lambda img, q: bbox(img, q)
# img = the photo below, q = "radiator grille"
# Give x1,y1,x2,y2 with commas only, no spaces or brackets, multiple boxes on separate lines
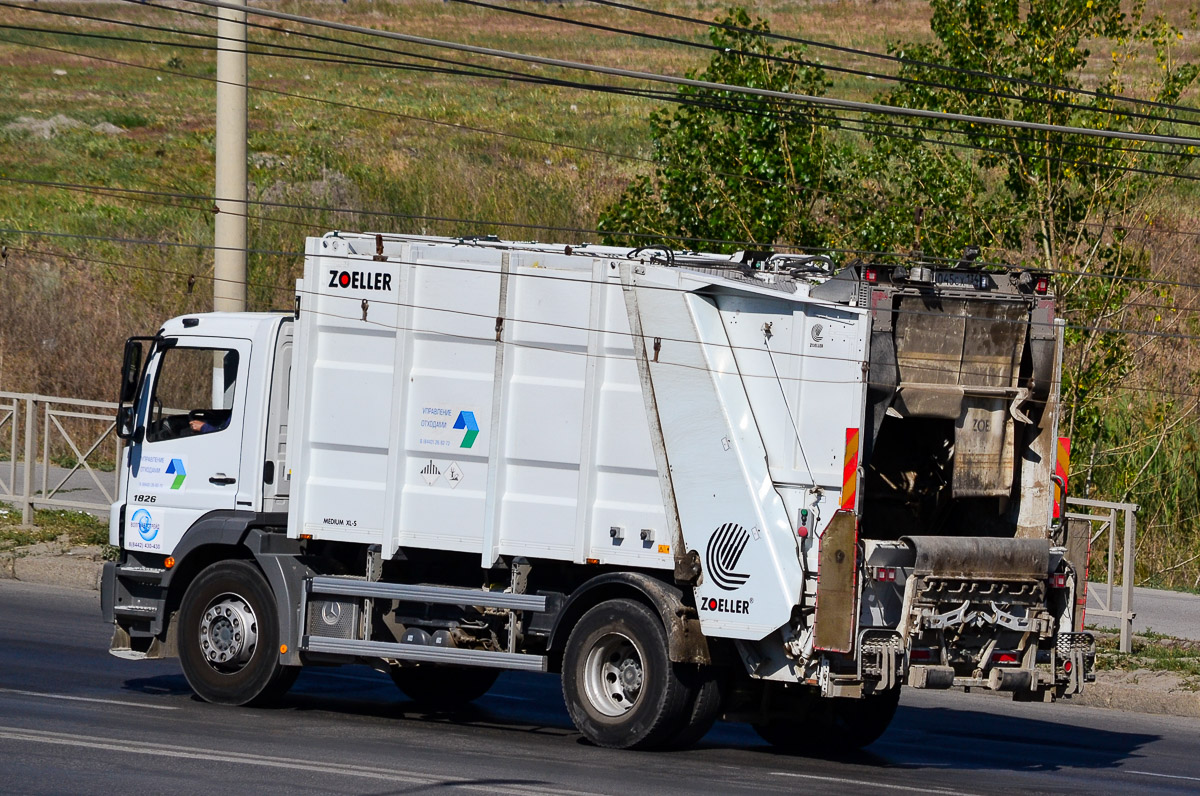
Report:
306,598,360,640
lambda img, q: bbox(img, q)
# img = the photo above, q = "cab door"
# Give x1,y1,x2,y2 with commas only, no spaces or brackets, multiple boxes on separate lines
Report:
124,337,252,555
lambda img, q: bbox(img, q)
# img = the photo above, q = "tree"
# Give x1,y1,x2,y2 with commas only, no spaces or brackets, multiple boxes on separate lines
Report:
879,0,1198,438
597,9,843,253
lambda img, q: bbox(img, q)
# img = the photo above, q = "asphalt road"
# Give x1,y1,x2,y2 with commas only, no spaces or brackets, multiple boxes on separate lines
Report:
1,581,1199,795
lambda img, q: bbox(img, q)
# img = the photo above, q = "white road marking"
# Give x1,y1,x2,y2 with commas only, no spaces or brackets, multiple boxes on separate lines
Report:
0,726,598,796
771,771,975,794
0,688,178,711
1128,770,1200,783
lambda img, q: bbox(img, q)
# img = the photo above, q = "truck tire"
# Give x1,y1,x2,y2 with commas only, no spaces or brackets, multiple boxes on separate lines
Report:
389,665,499,707
754,687,900,752
666,668,724,749
561,599,694,750
178,560,298,706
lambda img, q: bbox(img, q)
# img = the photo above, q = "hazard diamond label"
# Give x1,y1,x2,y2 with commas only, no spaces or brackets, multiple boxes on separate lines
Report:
420,460,441,486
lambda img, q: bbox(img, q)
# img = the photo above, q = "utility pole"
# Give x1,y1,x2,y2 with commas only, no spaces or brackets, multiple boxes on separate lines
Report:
213,3,248,313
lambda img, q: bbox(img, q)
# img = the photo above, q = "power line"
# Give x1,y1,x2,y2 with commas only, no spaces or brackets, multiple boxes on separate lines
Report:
17,6,1189,174
6,5,1197,200
3,25,1197,258
579,0,1200,120
52,0,1191,169
4,175,1194,294
8,242,1197,408
164,0,1200,149
5,224,1199,351
0,172,1164,282
452,0,1200,135
2,25,1194,269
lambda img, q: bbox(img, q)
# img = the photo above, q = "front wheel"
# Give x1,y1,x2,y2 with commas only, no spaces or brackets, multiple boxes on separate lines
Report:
561,599,694,750
178,560,297,706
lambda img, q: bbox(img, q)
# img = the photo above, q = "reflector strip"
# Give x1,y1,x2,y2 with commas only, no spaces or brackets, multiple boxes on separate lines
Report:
1053,437,1071,519
841,428,860,512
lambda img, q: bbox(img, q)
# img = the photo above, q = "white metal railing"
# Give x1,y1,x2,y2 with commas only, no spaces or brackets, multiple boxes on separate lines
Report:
0,393,17,500
0,391,124,523
1065,497,1139,653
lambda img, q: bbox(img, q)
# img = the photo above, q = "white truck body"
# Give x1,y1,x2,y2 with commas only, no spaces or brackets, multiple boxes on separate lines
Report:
102,232,1094,751
289,235,864,645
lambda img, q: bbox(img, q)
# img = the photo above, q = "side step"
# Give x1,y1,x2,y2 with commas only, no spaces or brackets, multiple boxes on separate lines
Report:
302,636,548,672
115,564,166,582
307,576,547,612
301,577,548,672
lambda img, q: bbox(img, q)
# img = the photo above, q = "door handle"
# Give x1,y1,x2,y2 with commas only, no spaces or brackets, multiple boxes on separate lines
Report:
209,474,237,486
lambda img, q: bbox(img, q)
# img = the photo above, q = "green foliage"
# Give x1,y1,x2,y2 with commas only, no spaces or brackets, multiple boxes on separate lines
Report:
1094,630,1200,684
0,502,109,548
880,0,1198,437
598,9,842,252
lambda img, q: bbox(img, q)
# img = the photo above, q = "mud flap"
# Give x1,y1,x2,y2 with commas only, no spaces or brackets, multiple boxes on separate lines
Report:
814,511,858,652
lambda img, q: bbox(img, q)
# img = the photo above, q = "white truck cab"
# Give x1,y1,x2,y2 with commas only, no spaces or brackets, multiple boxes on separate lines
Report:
113,313,293,559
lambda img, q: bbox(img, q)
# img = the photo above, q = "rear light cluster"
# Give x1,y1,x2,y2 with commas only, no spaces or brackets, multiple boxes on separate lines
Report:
1049,573,1069,589
991,652,1020,665
863,267,878,283
1035,276,1049,294
871,566,897,582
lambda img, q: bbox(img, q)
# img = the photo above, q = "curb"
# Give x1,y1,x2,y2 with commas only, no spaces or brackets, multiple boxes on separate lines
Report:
1071,671,1200,718
0,543,106,592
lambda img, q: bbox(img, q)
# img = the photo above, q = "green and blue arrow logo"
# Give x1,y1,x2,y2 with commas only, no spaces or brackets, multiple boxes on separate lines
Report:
453,411,478,449
166,458,186,490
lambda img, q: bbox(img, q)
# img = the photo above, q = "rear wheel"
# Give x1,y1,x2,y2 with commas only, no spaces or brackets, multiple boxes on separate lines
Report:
561,599,694,750
389,665,499,707
667,668,724,749
178,560,297,706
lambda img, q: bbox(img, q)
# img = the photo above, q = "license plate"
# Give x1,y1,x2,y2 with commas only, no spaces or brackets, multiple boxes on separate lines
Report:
935,271,986,288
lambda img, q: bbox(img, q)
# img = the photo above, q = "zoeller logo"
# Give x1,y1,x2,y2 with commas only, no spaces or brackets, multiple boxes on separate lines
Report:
327,269,393,291
810,323,824,343
705,522,751,591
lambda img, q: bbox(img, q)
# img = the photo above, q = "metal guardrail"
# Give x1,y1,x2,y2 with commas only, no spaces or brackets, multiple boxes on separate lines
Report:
0,391,124,523
1065,497,1139,653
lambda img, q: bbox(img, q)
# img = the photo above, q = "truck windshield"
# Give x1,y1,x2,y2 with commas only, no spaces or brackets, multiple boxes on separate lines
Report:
145,347,240,443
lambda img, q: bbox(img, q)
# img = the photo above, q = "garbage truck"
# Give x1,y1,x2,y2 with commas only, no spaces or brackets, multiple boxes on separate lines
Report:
101,232,1094,750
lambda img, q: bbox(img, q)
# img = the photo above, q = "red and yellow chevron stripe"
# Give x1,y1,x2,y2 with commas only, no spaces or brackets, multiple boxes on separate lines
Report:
841,428,860,512
1053,436,1070,519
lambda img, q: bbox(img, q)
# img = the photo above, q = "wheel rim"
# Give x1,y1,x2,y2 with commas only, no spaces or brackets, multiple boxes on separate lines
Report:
583,631,644,717
198,591,259,672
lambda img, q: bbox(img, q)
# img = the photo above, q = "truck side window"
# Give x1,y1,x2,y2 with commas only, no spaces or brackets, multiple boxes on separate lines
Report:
145,347,240,443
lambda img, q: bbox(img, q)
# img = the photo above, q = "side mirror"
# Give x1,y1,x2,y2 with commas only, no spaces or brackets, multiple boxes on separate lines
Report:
117,405,137,440
119,340,143,405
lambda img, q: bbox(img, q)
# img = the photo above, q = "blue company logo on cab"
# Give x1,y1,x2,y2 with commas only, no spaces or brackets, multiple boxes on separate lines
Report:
130,508,159,541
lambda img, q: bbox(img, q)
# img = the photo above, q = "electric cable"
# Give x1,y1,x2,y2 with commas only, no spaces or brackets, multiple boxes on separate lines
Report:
579,0,1200,119
157,0,1200,149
